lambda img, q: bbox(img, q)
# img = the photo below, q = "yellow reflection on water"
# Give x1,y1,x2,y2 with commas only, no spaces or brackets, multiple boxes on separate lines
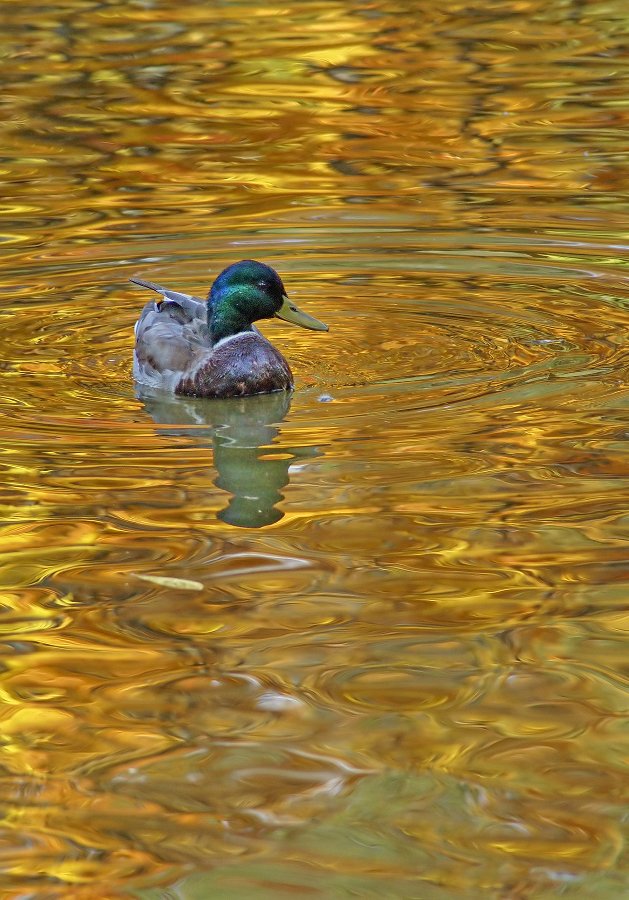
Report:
1,0,628,897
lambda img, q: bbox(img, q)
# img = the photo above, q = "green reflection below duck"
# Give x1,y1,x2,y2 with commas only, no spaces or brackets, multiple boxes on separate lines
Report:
132,260,328,398
139,389,319,527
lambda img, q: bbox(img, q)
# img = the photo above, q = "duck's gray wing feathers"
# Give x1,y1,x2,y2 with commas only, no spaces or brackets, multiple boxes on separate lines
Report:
130,276,206,308
132,283,212,391
129,275,209,327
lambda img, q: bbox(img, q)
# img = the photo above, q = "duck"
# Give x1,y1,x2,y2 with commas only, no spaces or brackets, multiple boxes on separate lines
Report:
131,260,328,398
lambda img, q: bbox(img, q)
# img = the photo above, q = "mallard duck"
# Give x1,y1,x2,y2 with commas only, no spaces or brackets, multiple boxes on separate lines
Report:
132,259,328,398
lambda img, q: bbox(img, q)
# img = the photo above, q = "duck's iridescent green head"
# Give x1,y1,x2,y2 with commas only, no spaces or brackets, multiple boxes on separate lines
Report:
208,260,328,343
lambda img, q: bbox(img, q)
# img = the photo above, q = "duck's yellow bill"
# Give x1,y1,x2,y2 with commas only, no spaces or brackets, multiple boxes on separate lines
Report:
275,296,328,331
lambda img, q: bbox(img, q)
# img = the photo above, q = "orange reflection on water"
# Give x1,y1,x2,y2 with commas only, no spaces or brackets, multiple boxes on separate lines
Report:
1,0,629,897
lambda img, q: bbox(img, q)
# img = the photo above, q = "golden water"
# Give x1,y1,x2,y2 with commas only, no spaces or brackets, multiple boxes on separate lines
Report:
1,0,628,897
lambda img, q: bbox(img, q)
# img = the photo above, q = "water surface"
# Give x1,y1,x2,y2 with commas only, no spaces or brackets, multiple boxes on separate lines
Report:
1,0,628,897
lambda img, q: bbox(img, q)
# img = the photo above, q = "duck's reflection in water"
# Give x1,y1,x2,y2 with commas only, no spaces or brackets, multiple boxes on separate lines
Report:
139,389,318,527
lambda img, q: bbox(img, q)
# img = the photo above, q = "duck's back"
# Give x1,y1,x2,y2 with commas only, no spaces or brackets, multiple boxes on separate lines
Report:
177,332,293,399
133,297,211,393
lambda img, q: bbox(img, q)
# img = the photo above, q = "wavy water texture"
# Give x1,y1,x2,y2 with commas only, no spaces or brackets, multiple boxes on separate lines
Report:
0,0,628,898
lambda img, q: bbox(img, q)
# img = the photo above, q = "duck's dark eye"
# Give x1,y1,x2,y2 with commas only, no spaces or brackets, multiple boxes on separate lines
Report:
257,280,269,290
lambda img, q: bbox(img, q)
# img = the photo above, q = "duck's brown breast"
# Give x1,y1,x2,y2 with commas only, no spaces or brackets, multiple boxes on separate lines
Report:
176,332,293,398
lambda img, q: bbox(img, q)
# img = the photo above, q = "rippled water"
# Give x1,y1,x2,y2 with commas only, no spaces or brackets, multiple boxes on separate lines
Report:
1,0,628,897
